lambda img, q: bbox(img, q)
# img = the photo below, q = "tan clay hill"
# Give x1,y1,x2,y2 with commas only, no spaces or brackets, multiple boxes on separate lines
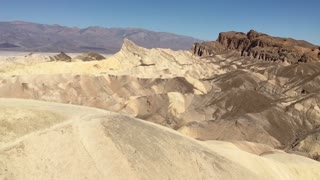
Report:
1,98,320,180
0,31,320,179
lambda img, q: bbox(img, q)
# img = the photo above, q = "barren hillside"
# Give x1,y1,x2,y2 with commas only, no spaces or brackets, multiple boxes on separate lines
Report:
1,99,319,180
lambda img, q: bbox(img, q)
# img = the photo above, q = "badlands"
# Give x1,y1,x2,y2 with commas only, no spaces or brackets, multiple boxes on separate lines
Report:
1,30,320,179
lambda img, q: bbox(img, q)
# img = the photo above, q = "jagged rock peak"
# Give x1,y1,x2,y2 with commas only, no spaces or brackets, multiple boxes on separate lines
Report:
122,39,140,50
247,29,265,40
120,38,146,55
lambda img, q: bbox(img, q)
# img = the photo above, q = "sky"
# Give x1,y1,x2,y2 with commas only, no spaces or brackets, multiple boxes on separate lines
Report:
0,0,319,45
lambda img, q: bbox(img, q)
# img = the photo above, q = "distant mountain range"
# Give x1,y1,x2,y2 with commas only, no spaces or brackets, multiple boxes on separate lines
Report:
0,21,202,53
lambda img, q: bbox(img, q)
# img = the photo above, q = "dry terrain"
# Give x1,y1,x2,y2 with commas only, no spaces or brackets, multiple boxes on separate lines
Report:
1,99,320,180
0,30,320,179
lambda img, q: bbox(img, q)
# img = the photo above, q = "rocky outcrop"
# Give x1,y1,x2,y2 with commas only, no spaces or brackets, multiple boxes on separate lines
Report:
50,52,72,62
193,30,320,63
74,52,105,61
192,41,225,57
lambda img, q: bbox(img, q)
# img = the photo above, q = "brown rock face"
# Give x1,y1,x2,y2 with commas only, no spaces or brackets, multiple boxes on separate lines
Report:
193,30,320,63
192,41,225,57
74,52,106,61
50,52,72,62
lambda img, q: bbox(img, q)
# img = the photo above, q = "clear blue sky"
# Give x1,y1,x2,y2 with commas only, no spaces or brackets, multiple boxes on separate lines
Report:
0,0,319,45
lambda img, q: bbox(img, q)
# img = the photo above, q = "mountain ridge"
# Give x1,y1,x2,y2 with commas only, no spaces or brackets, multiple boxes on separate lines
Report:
0,21,202,53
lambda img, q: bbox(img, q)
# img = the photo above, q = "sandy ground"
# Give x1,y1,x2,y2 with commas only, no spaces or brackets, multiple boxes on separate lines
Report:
0,98,320,180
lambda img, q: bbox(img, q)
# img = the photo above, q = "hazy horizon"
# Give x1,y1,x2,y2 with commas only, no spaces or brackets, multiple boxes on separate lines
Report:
0,0,319,45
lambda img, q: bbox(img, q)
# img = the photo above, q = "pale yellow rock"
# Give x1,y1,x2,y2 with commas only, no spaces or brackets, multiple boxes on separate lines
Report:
0,99,320,180
168,92,186,115
0,40,224,79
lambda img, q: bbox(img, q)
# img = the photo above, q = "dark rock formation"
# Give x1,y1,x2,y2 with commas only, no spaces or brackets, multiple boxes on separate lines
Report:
74,52,105,61
50,52,72,62
192,41,225,57
193,30,320,63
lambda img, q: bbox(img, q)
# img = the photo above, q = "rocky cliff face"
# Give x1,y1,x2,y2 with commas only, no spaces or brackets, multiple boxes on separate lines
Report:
192,41,225,57
193,30,320,63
